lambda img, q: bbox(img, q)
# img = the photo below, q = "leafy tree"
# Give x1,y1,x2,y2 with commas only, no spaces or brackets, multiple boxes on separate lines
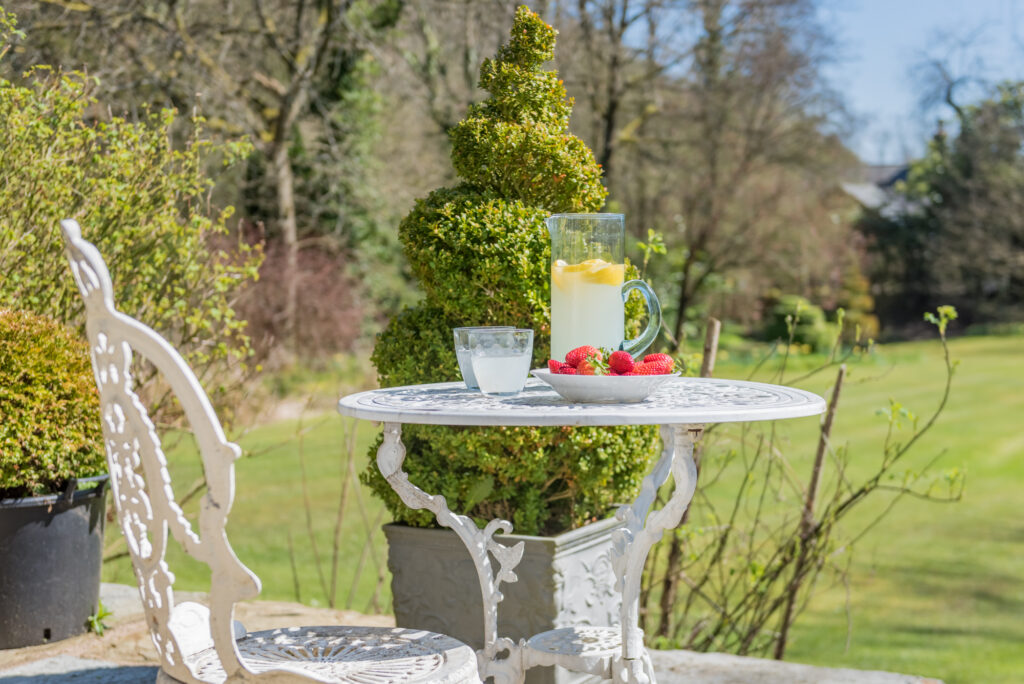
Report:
0,7,259,418
859,82,1024,327
4,0,402,345
364,6,658,535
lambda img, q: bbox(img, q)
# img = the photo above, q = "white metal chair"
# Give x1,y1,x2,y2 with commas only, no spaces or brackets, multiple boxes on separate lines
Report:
61,219,481,684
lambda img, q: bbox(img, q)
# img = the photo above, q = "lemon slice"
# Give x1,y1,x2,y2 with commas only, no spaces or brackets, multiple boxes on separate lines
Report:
587,262,624,286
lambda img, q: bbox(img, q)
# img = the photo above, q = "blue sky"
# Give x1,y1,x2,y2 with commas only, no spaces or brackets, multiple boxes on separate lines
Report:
822,0,1024,163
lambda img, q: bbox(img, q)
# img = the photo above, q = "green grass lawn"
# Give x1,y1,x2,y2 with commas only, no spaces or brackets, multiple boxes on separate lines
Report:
102,413,393,614
758,335,1024,684
103,334,1024,682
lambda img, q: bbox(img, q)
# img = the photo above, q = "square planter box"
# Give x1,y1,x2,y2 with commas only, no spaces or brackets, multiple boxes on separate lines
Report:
385,517,621,684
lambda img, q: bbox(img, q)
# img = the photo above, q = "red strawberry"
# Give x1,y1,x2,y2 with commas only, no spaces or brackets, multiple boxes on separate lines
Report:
646,360,675,375
548,359,563,373
643,353,675,370
622,371,639,376
577,360,597,375
555,364,577,375
608,350,635,374
633,361,672,375
565,345,601,368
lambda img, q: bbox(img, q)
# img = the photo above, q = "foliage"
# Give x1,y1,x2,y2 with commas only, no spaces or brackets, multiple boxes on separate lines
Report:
836,262,879,342
859,81,1024,328
0,10,260,419
0,310,105,498
641,307,962,658
763,295,836,353
86,600,113,636
365,6,658,535
449,11,606,212
1,0,401,350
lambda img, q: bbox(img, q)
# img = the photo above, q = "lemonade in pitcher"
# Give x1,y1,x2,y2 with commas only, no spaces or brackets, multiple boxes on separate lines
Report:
550,258,625,359
546,214,661,362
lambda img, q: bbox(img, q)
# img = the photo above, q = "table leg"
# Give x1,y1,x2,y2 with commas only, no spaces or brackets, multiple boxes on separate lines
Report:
376,422,526,682
611,424,701,684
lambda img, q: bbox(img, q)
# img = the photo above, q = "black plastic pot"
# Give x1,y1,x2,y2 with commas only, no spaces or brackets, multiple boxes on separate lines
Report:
0,475,108,649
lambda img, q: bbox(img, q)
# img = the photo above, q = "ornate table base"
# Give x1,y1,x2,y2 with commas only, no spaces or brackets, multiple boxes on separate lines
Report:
375,422,701,684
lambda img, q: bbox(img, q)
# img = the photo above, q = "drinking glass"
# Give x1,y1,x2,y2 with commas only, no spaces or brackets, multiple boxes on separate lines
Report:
468,329,534,397
453,326,514,389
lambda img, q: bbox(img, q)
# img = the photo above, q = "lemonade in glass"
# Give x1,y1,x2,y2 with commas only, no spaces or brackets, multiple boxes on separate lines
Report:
546,214,661,362
551,258,626,359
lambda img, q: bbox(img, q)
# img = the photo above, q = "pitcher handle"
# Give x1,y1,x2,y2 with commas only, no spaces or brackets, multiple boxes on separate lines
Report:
620,280,662,357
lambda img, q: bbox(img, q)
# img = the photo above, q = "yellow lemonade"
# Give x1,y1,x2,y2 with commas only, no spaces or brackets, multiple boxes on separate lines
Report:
550,258,625,360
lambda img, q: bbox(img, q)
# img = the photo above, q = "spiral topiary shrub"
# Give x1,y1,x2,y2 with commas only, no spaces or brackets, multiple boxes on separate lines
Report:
363,6,658,536
0,309,105,498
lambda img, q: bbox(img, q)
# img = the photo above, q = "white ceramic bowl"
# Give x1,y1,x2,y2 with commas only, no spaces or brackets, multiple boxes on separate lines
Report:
530,369,680,404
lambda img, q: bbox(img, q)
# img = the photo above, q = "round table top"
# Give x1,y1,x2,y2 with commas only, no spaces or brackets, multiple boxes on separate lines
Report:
337,377,826,427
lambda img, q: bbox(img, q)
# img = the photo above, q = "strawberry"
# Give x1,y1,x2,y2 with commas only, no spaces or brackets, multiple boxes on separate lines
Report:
565,345,601,368
632,362,655,375
643,353,675,370
555,364,577,375
646,360,675,375
608,350,635,374
633,361,671,375
577,360,597,376
548,359,563,373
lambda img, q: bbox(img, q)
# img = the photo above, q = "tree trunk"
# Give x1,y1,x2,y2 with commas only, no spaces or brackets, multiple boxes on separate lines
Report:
273,141,299,347
672,257,695,345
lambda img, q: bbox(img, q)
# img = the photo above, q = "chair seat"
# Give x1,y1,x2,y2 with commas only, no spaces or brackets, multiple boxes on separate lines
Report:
523,625,622,676
182,626,481,684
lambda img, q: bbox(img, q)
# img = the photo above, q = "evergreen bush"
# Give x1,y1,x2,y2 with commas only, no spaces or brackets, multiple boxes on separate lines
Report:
0,309,105,498
364,6,658,535
764,294,836,353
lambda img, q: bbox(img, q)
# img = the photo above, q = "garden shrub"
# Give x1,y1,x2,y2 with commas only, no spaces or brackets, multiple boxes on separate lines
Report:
364,6,659,535
0,7,260,419
0,309,105,498
764,294,836,353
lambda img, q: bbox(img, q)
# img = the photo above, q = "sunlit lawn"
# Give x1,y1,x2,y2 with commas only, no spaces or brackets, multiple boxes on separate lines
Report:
102,413,392,614
720,335,1024,684
102,334,1024,682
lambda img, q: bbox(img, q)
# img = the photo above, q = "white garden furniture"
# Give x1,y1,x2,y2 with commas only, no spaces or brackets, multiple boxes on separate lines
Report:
61,219,481,684
338,378,826,683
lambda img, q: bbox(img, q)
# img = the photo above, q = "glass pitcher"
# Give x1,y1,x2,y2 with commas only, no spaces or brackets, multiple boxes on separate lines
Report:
546,213,662,361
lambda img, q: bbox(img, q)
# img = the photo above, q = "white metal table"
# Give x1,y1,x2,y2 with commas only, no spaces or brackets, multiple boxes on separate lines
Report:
338,377,825,684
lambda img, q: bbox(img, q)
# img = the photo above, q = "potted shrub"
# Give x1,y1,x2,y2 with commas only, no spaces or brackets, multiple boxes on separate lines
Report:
364,7,659,681
0,309,108,649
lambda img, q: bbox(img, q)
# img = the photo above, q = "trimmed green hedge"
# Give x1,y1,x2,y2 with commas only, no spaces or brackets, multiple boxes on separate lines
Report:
0,310,105,498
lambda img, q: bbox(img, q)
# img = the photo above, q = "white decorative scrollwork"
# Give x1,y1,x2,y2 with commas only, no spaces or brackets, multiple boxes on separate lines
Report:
62,221,482,684
64,220,249,682
610,425,700,684
186,626,478,684
376,423,525,683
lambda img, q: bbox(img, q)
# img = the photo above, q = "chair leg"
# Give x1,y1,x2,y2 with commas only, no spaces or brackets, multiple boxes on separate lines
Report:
642,651,657,684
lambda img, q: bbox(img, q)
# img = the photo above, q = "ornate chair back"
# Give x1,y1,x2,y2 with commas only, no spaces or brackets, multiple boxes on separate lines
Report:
62,219,293,681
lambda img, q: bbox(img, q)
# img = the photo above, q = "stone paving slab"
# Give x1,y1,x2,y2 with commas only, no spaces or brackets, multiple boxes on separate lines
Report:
650,651,943,684
0,653,946,684
0,656,156,683
0,585,944,683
